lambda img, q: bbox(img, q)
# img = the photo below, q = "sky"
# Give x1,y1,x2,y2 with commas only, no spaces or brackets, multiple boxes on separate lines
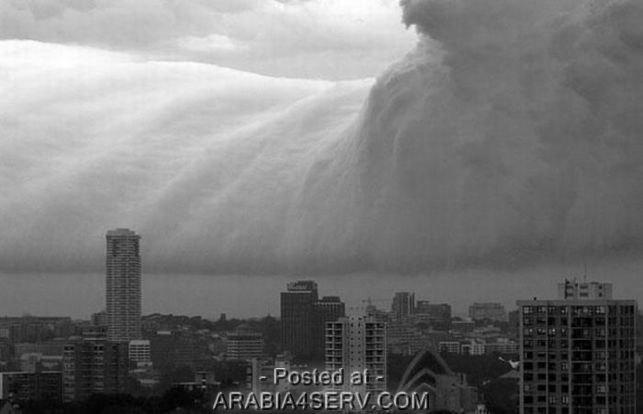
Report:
1,0,642,317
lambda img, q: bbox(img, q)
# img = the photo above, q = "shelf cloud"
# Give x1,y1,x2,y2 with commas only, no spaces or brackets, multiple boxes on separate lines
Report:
1,0,641,275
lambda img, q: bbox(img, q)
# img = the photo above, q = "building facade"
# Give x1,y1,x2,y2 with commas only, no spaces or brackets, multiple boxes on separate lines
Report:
392,292,415,320
326,316,387,394
558,279,613,300
62,340,129,402
0,371,62,402
106,228,142,342
518,283,637,414
281,281,318,360
226,329,264,361
415,301,452,329
312,296,345,361
128,339,152,368
469,303,507,322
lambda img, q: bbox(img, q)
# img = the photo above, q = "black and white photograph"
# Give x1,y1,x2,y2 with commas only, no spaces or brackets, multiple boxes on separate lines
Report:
0,0,642,413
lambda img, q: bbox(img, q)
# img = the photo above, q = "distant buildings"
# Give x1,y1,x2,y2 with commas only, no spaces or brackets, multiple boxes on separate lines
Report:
518,280,637,414
105,228,142,342
391,292,415,320
0,317,72,343
326,316,387,394
415,301,452,329
249,354,294,394
148,330,204,371
128,339,152,368
226,326,264,361
280,281,345,361
469,303,507,322
0,371,62,402
439,339,485,356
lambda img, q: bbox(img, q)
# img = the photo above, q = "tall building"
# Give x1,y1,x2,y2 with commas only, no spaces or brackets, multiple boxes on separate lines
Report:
312,296,345,361
106,228,142,342
62,340,129,402
469,303,507,322
281,281,318,360
281,281,346,362
391,292,415,320
326,316,387,394
517,281,637,414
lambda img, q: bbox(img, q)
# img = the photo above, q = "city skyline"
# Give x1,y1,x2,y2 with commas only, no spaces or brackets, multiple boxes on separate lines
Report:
0,251,640,321
1,0,641,412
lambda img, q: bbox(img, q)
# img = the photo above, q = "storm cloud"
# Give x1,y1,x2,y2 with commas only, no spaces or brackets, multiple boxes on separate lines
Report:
1,0,642,275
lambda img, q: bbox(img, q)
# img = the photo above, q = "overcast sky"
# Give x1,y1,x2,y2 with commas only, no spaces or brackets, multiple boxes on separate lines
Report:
1,0,642,317
0,0,415,79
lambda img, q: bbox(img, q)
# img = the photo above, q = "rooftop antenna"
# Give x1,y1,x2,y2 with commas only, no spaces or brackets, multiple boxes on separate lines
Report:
583,260,588,281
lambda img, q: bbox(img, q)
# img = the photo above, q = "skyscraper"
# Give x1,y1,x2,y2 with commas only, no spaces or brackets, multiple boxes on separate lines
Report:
280,282,346,362
280,281,318,360
517,280,637,414
105,228,141,342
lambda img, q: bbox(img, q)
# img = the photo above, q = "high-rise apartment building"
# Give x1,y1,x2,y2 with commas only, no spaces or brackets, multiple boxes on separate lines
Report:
517,281,637,414
326,316,387,394
62,340,129,402
106,228,141,342
391,292,415,320
312,296,345,361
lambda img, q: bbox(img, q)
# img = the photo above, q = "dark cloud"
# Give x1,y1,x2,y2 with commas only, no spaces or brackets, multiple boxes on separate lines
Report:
1,0,642,275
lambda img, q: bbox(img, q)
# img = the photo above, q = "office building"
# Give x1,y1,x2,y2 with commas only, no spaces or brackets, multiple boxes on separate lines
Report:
391,292,415,320
415,301,452,329
469,303,507,322
62,340,128,402
226,327,264,361
106,228,142,342
326,316,387,394
518,281,637,414
281,281,319,360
